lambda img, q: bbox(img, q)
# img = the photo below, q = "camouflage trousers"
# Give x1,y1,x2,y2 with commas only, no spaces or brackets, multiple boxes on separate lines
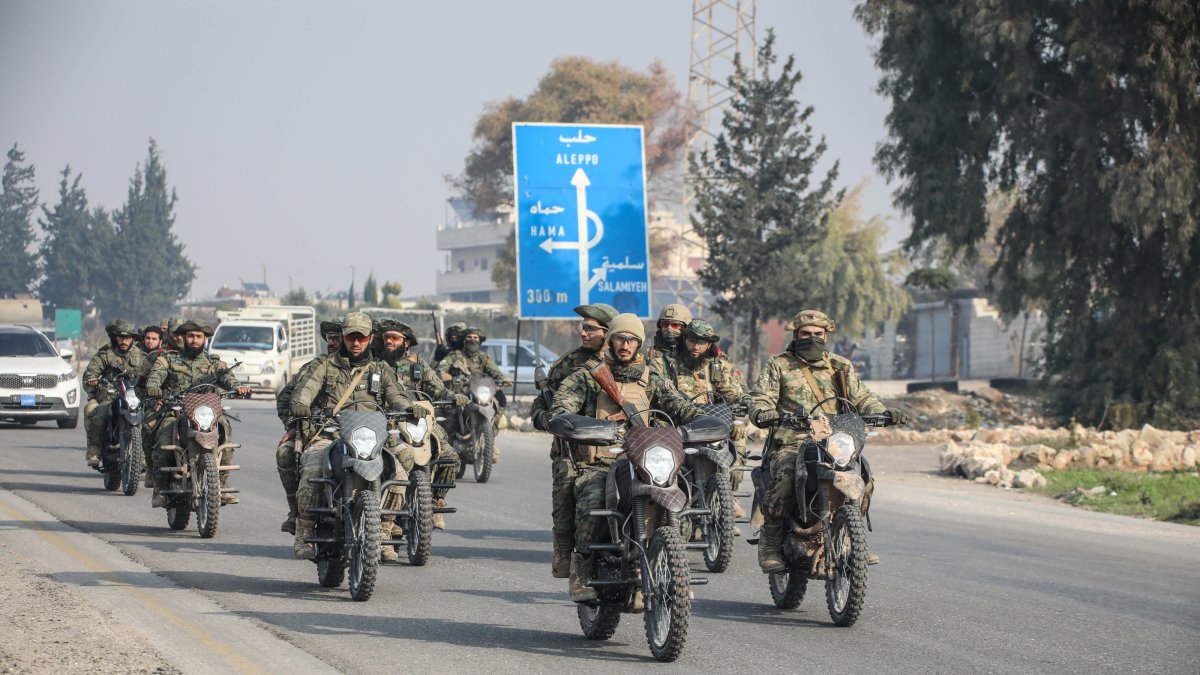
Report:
731,436,747,492
763,444,801,522
153,415,235,489
83,399,109,449
276,432,300,506
295,438,334,518
551,451,577,546
573,461,612,555
430,424,458,500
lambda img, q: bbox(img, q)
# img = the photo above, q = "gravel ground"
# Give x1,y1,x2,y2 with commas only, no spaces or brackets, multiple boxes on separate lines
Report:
0,538,178,675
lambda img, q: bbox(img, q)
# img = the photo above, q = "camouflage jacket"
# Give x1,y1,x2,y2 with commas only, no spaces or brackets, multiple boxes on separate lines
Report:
437,348,504,393
664,352,748,407
389,352,449,401
290,352,409,414
547,353,701,428
530,345,599,430
146,351,239,397
646,346,677,384
84,345,150,402
750,350,884,446
276,354,329,426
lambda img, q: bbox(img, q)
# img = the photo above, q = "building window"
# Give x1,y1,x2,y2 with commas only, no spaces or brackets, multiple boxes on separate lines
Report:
457,260,466,273
481,258,489,271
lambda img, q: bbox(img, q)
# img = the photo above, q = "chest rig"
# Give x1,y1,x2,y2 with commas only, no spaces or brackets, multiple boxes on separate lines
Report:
576,367,652,464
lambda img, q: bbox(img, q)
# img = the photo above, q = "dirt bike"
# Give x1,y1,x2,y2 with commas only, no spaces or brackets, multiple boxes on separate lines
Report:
445,374,500,483
677,392,743,573
548,410,728,662
152,382,242,538
750,397,893,626
95,371,145,496
296,408,409,601
380,393,458,566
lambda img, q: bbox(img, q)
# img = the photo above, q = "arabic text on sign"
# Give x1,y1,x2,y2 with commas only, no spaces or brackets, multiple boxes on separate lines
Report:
556,153,599,166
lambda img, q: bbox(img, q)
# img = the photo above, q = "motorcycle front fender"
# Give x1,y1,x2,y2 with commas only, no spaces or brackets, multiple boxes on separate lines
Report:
121,407,144,425
831,470,865,503
630,481,688,513
474,404,495,422
693,444,734,470
189,427,219,450
344,456,385,483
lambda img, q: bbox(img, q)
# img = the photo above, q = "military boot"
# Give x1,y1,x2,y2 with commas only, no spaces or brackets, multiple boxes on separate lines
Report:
757,523,786,573
732,499,746,519
569,552,597,602
749,502,765,530
432,498,447,530
379,520,399,562
219,472,238,505
151,478,168,508
293,519,316,560
143,470,155,488
85,446,101,468
551,533,572,579
491,446,500,464
281,494,298,534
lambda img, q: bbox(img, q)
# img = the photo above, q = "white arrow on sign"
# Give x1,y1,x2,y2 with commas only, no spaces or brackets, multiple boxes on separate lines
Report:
537,168,605,304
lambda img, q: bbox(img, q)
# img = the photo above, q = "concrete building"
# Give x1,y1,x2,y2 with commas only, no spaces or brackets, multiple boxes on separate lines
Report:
909,297,1044,380
435,198,512,304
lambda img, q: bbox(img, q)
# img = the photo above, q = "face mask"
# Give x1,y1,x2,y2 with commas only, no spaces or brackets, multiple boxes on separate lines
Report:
464,341,480,356
793,336,827,362
659,329,680,348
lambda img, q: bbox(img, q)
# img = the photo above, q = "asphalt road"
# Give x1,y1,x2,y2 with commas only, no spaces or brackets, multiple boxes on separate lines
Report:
1,399,1198,673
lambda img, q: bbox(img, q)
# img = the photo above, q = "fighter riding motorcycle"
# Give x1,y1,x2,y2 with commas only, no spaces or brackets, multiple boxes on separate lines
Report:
152,381,242,539
445,374,501,483
380,394,457,566
678,392,744,573
296,408,409,601
96,370,145,496
750,397,893,626
549,411,728,662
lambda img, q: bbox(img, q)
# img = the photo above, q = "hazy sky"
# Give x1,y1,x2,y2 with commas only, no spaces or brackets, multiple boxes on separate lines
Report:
1,1,899,300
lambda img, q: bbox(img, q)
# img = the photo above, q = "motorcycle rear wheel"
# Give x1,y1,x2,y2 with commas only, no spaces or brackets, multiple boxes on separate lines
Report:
703,473,734,573
317,557,346,588
825,504,869,626
769,565,808,609
578,602,622,641
406,469,433,566
102,461,120,491
119,424,143,497
347,489,381,601
166,499,190,531
643,526,690,662
196,452,220,539
472,421,494,483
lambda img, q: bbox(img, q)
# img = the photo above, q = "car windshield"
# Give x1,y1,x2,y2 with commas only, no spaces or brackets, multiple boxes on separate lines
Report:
211,326,274,351
0,331,58,357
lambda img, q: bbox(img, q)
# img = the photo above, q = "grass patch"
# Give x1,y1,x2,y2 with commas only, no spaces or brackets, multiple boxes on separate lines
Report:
1032,469,1200,525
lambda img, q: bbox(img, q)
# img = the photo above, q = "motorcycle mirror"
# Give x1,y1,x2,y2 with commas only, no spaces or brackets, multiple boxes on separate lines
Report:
222,405,231,412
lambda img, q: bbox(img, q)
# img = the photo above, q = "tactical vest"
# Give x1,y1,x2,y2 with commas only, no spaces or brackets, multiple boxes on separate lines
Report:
577,367,651,464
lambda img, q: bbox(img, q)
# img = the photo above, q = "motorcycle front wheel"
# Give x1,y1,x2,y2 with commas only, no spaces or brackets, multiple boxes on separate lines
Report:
578,602,622,641
119,423,143,497
196,452,220,539
472,419,494,483
703,473,734,573
825,503,869,626
643,526,690,662
347,489,381,601
406,468,433,566
769,565,808,609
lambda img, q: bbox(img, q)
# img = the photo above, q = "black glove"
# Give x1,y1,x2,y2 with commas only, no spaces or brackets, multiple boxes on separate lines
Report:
887,408,910,425
752,409,780,427
146,385,162,398
290,403,311,419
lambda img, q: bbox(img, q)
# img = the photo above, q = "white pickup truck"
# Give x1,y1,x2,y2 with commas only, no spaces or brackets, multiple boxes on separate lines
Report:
210,306,317,396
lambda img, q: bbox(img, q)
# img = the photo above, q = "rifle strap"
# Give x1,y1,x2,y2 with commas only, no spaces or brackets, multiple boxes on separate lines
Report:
305,364,368,445
800,360,838,415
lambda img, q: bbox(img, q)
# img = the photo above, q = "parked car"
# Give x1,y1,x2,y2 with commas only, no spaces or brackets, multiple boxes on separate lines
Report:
0,324,81,428
482,339,559,396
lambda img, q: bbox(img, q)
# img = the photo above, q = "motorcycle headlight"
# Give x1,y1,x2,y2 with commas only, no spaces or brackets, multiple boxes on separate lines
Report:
405,418,429,445
193,405,216,431
350,426,378,459
643,445,676,487
124,389,141,410
474,385,492,405
260,362,275,374
829,432,857,468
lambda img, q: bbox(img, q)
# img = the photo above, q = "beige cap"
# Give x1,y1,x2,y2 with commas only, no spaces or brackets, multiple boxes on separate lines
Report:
341,312,373,336
607,313,646,344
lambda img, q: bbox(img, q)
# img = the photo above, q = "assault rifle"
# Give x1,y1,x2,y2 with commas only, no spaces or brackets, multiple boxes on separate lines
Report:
585,359,647,427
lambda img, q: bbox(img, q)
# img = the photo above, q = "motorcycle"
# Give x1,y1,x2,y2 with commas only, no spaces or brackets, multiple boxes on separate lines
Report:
296,408,409,601
445,374,500,483
677,392,743,573
750,396,892,626
96,370,145,496
152,382,242,539
548,410,727,662
380,394,458,566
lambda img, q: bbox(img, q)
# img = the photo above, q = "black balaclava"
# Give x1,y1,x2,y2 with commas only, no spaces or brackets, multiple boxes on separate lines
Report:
789,336,828,362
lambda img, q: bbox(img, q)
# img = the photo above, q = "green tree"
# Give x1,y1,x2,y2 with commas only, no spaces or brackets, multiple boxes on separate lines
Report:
96,139,195,324
347,279,356,309
858,1,1200,428
689,31,841,378
454,56,688,295
39,167,98,310
362,271,378,306
283,287,310,306
0,144,39,297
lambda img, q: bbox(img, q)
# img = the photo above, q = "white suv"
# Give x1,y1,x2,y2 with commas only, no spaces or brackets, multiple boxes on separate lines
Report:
0,325,82,428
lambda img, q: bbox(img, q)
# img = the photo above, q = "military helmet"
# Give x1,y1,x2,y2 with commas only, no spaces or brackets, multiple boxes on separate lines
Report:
142,324,165,338
658,303,693,325
786,309,836,333
463,326,486,344
445,321,467,341
173,319,214,337
319,317,344,337
105,319,137,338
607,313,646,344
682,319,719,343
574,303,618,328
400,323,418,346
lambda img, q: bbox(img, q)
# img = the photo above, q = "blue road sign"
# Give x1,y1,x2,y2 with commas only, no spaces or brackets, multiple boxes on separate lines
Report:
513,123,651,319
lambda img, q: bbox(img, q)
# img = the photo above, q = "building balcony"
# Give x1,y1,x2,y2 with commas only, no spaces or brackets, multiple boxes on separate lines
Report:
437,221,509,250
435,269,497,295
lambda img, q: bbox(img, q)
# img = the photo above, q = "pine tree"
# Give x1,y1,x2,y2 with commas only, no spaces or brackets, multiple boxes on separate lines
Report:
362,272,378,306
39,167,95,310
689,31,841,378
0,144,40,297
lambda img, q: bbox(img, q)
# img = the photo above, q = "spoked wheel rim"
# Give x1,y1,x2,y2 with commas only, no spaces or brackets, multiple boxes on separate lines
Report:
646,542,672,644
406,483,420,559
828,518,851,611
347,499,365,590
704,489,723,560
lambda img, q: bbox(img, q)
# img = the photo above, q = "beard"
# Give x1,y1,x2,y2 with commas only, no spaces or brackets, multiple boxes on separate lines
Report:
382,345,407,364
678,349,708,371
182,343,204,359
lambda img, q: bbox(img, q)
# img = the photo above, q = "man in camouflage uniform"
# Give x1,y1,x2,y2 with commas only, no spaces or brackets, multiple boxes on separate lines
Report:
145,320,250,507
546,313,702,602
139,325,165,358
273,318,342,535
748,309,908,573
83,320,150,468
437,326,510,463
164,316,188,352
646,303,693,382
375,318,466,534
530,302,618,578
433,321,467,366
137,324,167,485
671,320,753,524
287,312,421,560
